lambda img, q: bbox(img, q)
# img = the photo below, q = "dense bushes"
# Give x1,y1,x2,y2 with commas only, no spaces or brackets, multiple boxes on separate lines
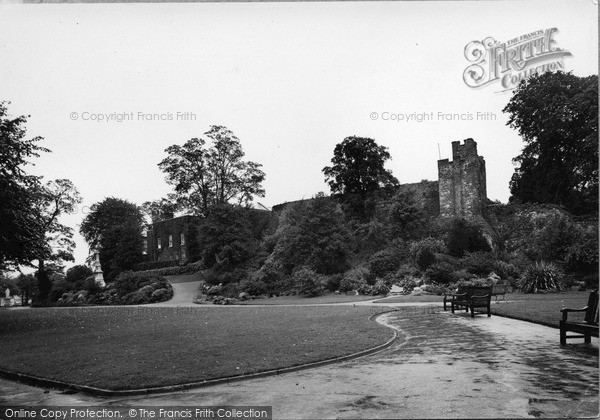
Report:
409,237,446,270
198,204,259,271
292,267,325,297
445,218,491,257
339,266,370,293
267,196,352,275
368,247,404,278
65,265,93,290
461,252,498,276
54,271,173,306
424,262,458,284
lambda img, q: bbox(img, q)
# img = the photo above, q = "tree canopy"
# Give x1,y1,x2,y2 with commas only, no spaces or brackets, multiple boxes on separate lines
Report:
0,101,48,270
141,194,179,223
503,71,598,214
322,136,399,196
197,204,258,271
159,125,266,215
80,197,145,276
268,195,353,275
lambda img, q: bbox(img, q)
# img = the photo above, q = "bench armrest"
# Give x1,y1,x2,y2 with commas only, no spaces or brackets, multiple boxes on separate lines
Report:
561,306,589,322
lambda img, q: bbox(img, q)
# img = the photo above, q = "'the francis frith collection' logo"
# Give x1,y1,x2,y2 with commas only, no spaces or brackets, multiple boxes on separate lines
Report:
463,28,572,90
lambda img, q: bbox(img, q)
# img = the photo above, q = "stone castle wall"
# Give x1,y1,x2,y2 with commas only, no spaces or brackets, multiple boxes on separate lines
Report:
438,138,487,219
396,180,440,217
272,138,489,221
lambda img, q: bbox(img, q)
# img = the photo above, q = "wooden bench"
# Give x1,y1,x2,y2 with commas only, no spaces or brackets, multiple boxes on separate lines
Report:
443,285,492,318
491,280,510,302
560,289,599,346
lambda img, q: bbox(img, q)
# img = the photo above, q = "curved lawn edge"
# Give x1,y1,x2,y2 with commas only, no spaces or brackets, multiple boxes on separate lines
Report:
0,312,398,397
490,310,558,329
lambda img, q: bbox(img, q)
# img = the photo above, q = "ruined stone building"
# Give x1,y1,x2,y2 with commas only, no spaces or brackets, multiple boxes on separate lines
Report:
387,138,487,220
144,138,489,263
145,215,197,262
438,138,487,219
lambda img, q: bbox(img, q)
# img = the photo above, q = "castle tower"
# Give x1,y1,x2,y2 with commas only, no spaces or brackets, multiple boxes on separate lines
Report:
437,138,487,219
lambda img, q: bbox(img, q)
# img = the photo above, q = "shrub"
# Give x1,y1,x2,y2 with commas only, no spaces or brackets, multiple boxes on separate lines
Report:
457,278,492,287
450,269,477,283
492,260,521,280
461,252,498,277
65,265,93,290
132,260,181,272
49,278,72,303
105,269,122,284
564,229,599,274
358,284,373,295
518,261,566,293
445,218,491,257
324,274,343,292
238,275,268,296
139,284,155,296
371,279,390,296
84,276,104,294
252,258,287,291
368,248,402,278
409,237,446,271
292,267,325,297
113,271,166,295
340,267,370,293
124,290,150,305
150,288,170,302
395,264,419,280
423,283,449,295
132,260,204,277
396,276,419,293
424,262,457,284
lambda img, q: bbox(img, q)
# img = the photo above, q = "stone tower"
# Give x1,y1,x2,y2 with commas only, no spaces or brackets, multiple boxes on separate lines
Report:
437,138,487,219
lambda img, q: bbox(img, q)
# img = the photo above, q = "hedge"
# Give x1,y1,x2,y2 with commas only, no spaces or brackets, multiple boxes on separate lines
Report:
131,260,181,272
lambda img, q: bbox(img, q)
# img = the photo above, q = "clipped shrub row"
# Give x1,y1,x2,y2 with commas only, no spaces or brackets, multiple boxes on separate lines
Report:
131,260,204,277
131,259,182,272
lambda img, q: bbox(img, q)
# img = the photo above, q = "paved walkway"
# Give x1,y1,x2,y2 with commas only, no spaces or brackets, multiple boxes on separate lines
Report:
1,305,597,418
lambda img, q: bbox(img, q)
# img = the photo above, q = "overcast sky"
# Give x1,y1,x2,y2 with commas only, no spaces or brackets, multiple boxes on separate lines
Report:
0,0,597,268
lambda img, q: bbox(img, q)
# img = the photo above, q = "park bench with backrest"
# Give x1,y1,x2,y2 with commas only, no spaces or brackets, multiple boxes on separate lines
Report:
491,280,510,302
443,285,492,318
559,289,599,346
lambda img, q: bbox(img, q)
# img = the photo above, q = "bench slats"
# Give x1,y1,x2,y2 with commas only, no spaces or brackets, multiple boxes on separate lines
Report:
559,289,599,346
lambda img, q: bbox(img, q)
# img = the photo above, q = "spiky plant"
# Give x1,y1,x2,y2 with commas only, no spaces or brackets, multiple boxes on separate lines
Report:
518,261,565,293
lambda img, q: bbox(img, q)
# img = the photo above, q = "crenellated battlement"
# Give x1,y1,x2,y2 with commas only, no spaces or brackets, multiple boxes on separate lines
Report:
438,138,487,219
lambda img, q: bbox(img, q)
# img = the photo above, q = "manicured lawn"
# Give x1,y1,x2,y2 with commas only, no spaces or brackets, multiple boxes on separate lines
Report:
375,290,594,328
0,305,392,391
238,292,376,305
489,290,595,328
373,294,442,304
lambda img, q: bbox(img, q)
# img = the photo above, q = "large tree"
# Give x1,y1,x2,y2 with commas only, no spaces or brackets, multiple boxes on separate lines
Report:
159,125,266,215
141,194,179,223
503,71,598,214
33,179,82,302
323,136,399,196
197,204,258,271
0,101,48,270
80,198,145,276
268,195,353,275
